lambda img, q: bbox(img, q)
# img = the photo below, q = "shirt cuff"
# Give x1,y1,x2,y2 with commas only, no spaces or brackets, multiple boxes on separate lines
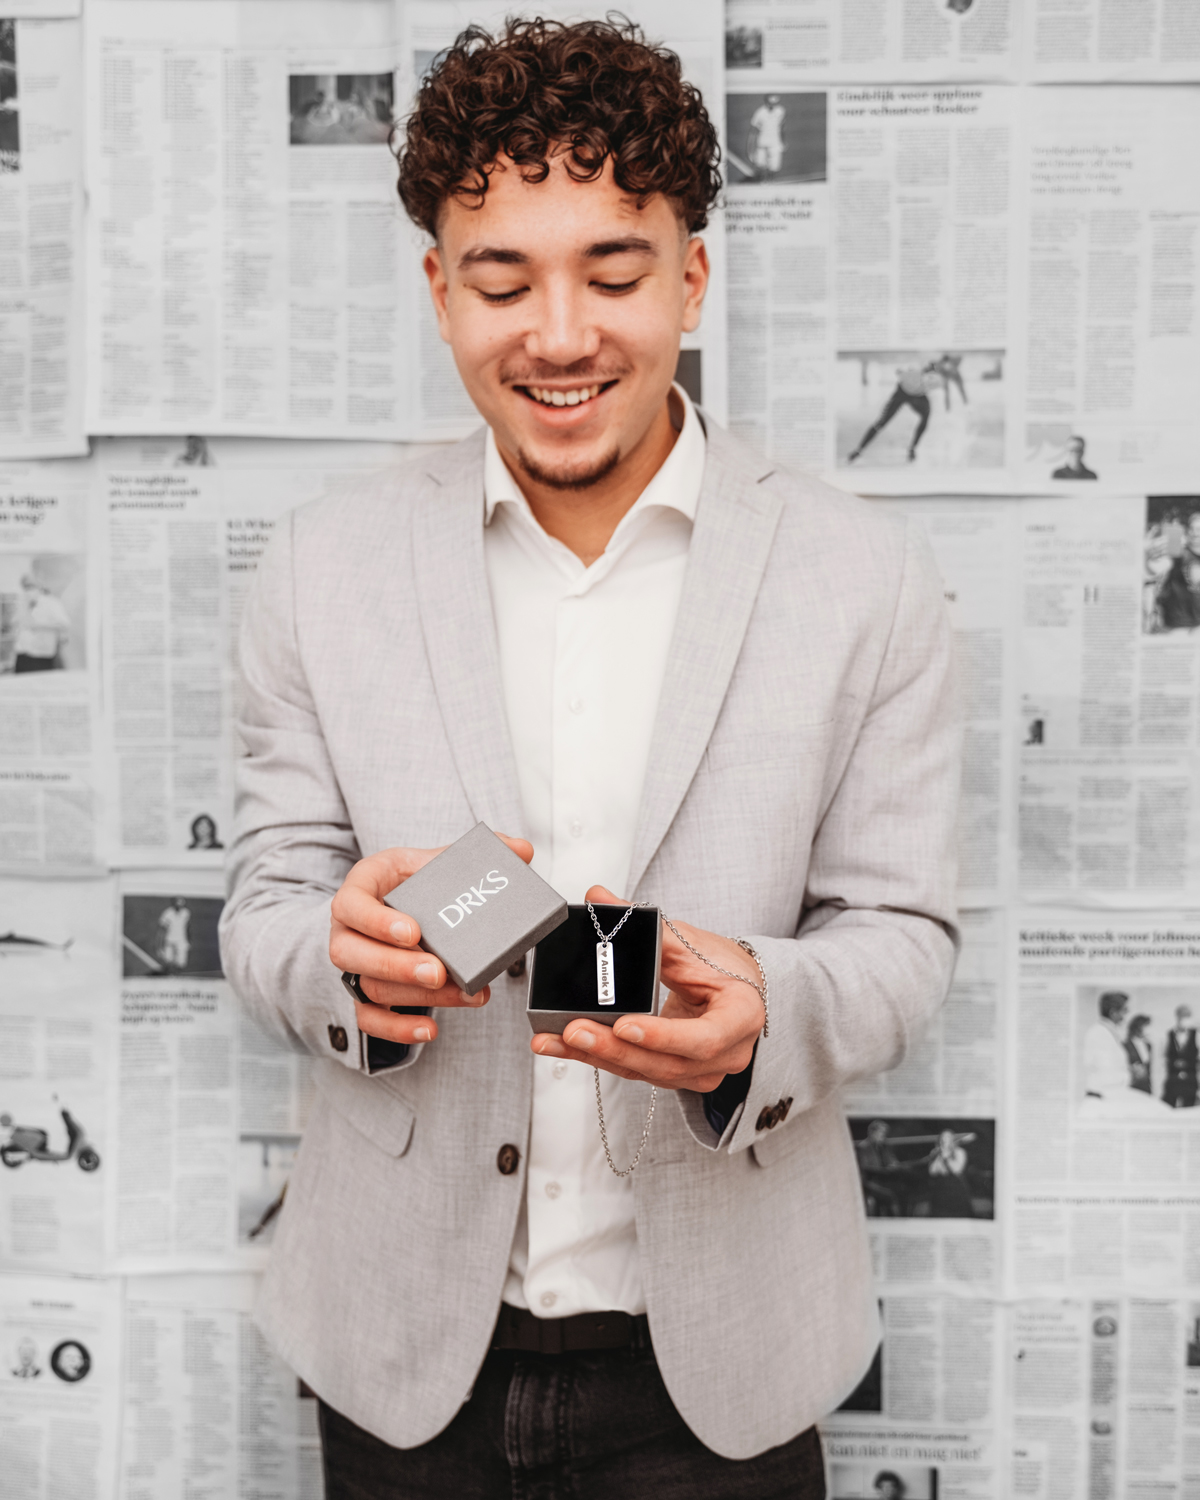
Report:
702,1042,757,1137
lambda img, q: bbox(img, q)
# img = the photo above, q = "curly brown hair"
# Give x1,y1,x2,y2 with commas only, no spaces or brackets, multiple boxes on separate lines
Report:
395,16,721,239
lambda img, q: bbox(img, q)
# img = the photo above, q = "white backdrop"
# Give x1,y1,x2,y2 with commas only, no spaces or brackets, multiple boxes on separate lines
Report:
1,0,1198,1495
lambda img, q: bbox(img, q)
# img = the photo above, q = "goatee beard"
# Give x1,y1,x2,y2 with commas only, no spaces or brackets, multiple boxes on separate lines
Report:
514,444,622,492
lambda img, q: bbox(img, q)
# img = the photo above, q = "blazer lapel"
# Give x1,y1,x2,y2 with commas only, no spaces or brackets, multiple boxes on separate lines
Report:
627,426,783,895
410,436,527,838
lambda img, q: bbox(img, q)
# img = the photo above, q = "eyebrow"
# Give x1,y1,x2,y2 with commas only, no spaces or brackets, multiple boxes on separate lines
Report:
457,236,658,270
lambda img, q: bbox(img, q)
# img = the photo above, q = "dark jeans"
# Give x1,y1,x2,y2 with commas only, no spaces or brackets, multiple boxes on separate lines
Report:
320,1344,826,1500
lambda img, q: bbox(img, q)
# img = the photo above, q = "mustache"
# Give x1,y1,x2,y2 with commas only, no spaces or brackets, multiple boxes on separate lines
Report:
499,359,630,386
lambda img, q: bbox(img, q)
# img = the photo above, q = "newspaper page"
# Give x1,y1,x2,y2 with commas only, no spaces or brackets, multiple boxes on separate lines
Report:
1019,86,1200,495
1009,1296,1200,1500
0,17,86,459
85,0,406,441
120,1273,322,1500
1028,0,1200,83
396,0,730,436
4,0,80,18
0,1272,122,1500
1018,494,1200,906
845,908,1005,1295
891,499,1019,907
1009,911,1200,1299
822,1297,1002,1498
99,441,389,867
0,876,116,1272
0,459,103,872
726,83,1021,491
725,0,1018,85
113,869,314,1272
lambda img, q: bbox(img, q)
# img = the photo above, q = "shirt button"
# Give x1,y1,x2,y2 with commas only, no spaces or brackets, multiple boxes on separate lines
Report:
569,820,583,838
540,1292,557,1309
545,1181,562,1200
569,696,585,714
552,1062,568,1080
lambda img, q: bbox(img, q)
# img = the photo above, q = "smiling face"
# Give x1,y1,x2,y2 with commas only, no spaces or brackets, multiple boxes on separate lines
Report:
424,153,708,497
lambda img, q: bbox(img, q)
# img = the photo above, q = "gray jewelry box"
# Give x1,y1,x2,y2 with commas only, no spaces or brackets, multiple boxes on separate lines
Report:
384,823,567,995
527,904,663,1034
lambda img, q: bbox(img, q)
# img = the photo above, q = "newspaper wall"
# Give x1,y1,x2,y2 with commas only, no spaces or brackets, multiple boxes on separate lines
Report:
1,0,1199,1496
0,18,86,459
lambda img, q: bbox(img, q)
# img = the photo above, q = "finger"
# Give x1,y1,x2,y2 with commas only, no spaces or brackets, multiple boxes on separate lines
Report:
531,1033,726,1092
584,884,629,907
354,999,439,1046
332,835,534,948
330,922,448,989
609,1007,759,1070
557,1020,700,1085
358,974,490,1010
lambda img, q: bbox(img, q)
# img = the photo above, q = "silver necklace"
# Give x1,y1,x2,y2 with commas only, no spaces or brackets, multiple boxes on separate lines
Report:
582,902,769,1177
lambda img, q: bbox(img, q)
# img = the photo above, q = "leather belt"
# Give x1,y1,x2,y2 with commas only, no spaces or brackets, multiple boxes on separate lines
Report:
490,1304,651,1355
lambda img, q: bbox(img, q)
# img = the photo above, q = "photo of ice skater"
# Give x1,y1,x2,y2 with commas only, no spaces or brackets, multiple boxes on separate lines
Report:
837,349,1005,470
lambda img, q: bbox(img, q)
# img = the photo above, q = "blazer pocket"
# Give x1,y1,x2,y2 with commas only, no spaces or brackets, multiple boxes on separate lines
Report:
751,1120,807,1169
704,718,835,775
313,1059,416,1158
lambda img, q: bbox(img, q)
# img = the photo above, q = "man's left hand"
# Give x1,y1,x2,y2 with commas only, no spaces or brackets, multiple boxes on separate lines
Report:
531,886,765,1092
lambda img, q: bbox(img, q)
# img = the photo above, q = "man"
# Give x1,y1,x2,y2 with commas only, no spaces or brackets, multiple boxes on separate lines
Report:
1051,434,1097,480
847,362,941,465
1084,991,1132,1100
156,898,191,972
749,94,785,177
873,1474,907,1500
220,18,959,1497
1164,1004,1199,1108
14,574,69,672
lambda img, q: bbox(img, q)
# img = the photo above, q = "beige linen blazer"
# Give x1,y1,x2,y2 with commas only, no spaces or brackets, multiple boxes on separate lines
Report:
219,418,961,1461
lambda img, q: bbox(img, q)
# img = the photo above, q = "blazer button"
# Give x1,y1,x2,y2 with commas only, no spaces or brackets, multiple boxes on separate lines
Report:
778,1097,793,1122
756,1107,775,1132
328,1024,349,1053
496,1143,521,1176
507,957,526,978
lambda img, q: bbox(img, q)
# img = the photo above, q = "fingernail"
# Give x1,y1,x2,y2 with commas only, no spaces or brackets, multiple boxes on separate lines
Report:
414,1026,431,1042
572,1029,595,1050
619,1024,644,1044
415,962,438,986
390,920,415,943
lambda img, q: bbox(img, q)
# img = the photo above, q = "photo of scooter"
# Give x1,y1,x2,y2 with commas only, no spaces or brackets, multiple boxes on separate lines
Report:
0,1103,100,1171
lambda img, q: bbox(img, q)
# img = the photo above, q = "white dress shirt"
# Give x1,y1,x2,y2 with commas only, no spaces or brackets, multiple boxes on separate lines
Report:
483,386,705,1318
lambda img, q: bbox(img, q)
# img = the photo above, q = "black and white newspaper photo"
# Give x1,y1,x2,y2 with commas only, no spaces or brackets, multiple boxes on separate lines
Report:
0,17,86,458
1018,495,1200,906
112,869,313,1272
0,876,115,1272
119,1273,322,1498
724,0,1019,84
1009,912,1200,1297
0,1272,121,1500
0,461,102,871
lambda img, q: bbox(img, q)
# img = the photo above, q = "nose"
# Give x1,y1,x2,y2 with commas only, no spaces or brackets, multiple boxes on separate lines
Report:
523,277,601,368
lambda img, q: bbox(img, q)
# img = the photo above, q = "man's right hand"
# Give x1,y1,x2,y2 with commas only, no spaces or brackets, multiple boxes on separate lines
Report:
329,837,534,1046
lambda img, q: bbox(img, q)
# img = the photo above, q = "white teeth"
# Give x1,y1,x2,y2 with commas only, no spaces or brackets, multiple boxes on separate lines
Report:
526,383,603,406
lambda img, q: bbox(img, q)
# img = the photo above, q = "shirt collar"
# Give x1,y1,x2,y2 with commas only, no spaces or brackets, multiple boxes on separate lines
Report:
484,383,705,530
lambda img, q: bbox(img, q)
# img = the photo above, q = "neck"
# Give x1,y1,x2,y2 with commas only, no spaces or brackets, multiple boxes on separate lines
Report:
498,395,680,567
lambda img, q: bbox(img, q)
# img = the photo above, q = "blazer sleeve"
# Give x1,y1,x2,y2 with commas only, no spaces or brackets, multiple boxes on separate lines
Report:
680,516,962,1154
217,509,420,1076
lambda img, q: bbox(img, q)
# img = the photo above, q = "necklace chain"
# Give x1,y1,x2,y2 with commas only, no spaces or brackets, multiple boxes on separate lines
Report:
579,902,769,1176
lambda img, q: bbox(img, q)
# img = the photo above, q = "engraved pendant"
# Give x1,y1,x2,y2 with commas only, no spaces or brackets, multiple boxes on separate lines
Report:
596,941,615,1005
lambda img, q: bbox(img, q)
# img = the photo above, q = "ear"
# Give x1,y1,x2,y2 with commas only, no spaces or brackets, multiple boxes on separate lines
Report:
423,245,453,345
680,236,710,335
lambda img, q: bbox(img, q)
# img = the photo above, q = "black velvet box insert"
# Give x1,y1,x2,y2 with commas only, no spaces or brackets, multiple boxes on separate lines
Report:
526,904,662,1034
